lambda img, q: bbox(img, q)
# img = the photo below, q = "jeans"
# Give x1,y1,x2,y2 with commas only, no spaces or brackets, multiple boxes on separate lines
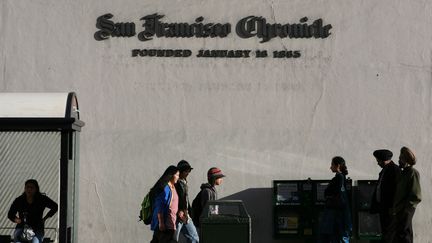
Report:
174,217,199,243
13,228,43,243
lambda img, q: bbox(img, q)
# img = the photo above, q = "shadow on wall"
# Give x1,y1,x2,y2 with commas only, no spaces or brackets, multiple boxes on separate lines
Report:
220,188,375,243
221,188,302,243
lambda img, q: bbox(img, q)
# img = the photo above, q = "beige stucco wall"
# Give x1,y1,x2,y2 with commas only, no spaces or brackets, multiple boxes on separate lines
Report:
1,0,432,242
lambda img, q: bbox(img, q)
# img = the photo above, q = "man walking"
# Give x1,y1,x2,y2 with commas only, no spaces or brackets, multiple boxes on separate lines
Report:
370,149,401,243
174,160,199,243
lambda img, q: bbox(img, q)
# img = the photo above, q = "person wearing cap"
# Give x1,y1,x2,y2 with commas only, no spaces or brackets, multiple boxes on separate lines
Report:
174,160,199,243
392,147,421,243
370,149,401,243
192,167,225,229
201,167,225,209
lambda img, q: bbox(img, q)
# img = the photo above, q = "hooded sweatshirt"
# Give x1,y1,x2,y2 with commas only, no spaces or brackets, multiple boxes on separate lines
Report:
200,183,217,210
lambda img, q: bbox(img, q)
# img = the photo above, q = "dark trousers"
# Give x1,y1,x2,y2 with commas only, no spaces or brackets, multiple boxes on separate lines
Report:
318,233,350,243
151,229,177,243
379,211,395,243
394,207,416,243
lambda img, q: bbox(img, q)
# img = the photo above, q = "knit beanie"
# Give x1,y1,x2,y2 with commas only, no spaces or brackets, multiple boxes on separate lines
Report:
207,167,225,181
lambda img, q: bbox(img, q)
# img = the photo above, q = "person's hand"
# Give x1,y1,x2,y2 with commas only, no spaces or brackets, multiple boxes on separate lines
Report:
14,218,22,224
178,211,187,223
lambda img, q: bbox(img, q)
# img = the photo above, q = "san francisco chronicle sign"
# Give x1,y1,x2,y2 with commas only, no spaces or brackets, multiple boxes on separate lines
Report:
94,13,332,58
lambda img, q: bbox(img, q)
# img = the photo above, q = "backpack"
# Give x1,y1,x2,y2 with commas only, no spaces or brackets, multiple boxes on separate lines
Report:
139,190,154,225
191,190,203,227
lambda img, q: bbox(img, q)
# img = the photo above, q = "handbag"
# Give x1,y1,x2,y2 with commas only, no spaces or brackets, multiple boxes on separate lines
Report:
19,212,35,241
20,224,35,241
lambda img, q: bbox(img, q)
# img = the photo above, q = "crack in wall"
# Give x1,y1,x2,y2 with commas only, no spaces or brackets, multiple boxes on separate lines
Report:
265,0,289,51
301,67,330,170
93,182,113,242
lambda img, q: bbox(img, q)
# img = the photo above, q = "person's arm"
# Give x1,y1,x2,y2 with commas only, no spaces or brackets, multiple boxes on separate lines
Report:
7,198,21,224
408,170,422,207
152,190,165,230
176,184,187,222
335,174,344,193
325,174,343,197
200,188,211,209
156,186,171,231
175,183,187,222
157,212,165,231
175,182,187,212
387,165,401,204
42,196,58,221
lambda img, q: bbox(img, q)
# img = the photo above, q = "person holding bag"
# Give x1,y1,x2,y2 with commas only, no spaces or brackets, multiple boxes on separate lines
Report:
150,165,180,243
8,179,58,243
319,156,352,243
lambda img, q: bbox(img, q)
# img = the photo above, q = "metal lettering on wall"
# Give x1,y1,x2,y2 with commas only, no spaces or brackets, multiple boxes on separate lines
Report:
94,13,332,58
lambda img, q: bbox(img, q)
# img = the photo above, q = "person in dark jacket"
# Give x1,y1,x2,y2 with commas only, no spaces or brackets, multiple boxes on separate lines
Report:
193,167,225,229
8,179,58,243
319,156,352,243
174,160,199,243
200,168,225,214
370,149,401,243
392,147,421,243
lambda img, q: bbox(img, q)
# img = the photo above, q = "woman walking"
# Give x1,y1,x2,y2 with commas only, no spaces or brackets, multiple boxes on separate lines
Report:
319,156,352,243
150,165,180,243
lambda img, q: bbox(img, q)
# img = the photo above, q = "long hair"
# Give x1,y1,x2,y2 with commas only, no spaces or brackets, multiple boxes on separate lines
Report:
151,165,178,195
22,179,43,198
332,156,348,175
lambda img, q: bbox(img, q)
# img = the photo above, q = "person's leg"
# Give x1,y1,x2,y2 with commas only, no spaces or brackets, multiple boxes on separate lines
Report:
408,210,414,243
181,219,199,243
341,235,350,243
13,228,23,243
383,215,397,243
31,234,43,243
317,233,331,243
195,226,200,241
380,212,394,243
174,221,183,242
326,233,342,243
150,229,159,243
340,230,350,243
160,229,177,243
395,207,415,243
406,207,415,243
32,230,44,243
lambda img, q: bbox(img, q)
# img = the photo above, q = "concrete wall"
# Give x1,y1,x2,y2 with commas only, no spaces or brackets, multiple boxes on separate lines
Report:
1,0,432,242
